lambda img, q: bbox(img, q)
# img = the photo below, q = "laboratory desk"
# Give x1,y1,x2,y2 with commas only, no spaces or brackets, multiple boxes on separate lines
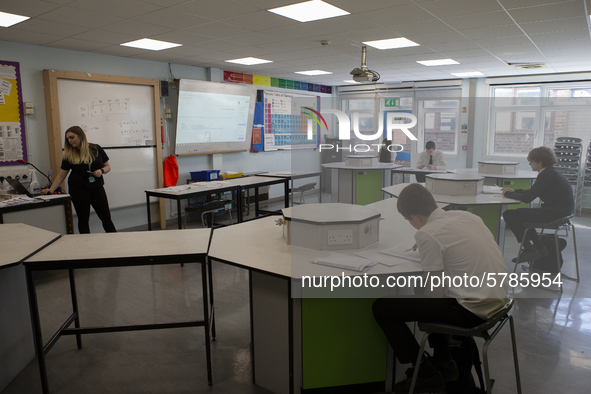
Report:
146,176,289,230
261,171,322,204
23,228,212,394
382,183,522,252
451,168,538,210
208,200,424,394
0,224,61,392
390,167,450,184
0,194,73,234
321,162,402,205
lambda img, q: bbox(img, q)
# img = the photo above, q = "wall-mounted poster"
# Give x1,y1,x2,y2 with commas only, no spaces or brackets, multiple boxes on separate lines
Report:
0,60,26,165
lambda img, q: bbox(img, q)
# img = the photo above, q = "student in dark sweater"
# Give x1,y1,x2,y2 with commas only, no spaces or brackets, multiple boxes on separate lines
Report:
502,147,573,262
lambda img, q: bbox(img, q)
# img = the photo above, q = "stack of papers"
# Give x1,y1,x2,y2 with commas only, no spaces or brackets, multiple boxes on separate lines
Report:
313,253,377,272
482,185,503,195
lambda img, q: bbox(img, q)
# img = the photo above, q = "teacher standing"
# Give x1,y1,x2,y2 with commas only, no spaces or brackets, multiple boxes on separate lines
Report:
43,126,117,234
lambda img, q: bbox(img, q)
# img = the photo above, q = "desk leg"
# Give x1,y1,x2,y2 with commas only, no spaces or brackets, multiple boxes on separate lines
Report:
201,260,213,384
284,180,290,208
254,188,260,217
68,269,82,349
207,256,216,340
147,195,152,231
177,200,183,229
25,268,50,394
236,188,243,222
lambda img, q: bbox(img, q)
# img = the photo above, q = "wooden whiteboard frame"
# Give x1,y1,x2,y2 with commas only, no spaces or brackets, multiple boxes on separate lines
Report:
43,69,166,229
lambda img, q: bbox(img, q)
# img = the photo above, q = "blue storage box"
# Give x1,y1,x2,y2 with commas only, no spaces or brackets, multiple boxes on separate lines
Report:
190,170,220,181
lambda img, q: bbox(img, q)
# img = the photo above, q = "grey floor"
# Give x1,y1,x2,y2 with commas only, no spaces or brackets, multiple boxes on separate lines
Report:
3,192,591,394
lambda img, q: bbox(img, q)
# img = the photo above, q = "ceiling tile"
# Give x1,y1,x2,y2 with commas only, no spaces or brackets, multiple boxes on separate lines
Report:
68,0,162,18
133,9,211,30
46,37,111,51
223,10,298,31
0,28,63,45
520,16,588,34
71,29,139,45
458,25,526,40
442,11,515,30
419,0,504,18
172,0,260,20
507,1,585,23
185,22,251,38
11,18,89,37
0,0,61,17
38,6,123,29
100,19,172,38
385,19,452,37
357,4,436,26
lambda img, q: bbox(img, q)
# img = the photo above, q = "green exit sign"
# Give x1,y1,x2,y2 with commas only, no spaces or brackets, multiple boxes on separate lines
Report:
384,98,400,107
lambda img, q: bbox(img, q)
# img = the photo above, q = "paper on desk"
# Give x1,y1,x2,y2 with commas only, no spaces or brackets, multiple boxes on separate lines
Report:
312,252,377,272
190,181,231,188
378,245,421,263
354,249,419,267
160,185,190,192
482,185,503,195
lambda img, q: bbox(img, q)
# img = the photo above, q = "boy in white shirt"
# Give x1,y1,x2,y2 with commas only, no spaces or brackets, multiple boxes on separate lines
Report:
415,141,446,182
373,183,509,393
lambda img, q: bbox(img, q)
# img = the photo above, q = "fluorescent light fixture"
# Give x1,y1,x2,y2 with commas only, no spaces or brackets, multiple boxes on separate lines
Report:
417,59,459,66
225,57,273,65
120,38,182,51
451,71,485,77
342,80,361,84
0,11,30,27
268,0,350,23
363,37,419,50
295,70,333,76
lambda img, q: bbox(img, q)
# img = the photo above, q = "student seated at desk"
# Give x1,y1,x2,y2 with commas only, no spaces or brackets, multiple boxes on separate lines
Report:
372,183,508,393
378,138,395,163
415,141,447,182
502,146,573,263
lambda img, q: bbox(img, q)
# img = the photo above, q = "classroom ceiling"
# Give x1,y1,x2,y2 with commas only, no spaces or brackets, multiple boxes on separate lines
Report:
2,0,591,86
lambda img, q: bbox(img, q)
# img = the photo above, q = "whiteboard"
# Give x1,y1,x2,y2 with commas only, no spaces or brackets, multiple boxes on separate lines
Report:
101,148,158,209
175,79,257,155
57,79,155,147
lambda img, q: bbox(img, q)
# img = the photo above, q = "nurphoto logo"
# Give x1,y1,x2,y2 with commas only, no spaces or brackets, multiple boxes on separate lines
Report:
303,109,418,153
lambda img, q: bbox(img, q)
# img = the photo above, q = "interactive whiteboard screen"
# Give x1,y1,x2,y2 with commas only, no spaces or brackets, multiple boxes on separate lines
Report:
175,79,257,155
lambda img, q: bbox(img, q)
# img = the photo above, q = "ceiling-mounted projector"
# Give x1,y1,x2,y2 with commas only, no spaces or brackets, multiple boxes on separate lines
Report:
350,46,380,82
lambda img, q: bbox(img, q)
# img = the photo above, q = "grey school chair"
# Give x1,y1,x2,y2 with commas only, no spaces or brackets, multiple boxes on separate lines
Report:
291,182,318,204
408,299,521,394
513,215,579,292
184,199,233,228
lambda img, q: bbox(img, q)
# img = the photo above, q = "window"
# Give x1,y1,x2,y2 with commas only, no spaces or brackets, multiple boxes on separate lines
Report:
488,83,591,156
418,99,460,154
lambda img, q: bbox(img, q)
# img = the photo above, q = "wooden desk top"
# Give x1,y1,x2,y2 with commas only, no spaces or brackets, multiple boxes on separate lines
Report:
0,223,61,269
382,183,521,206
25,229,211,267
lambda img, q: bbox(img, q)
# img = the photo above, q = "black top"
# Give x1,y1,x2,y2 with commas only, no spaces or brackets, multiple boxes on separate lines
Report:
504,166,573,216
61,144,109,189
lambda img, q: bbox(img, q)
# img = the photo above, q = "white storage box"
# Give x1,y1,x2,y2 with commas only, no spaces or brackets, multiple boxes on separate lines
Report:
425,173,484,196
345,155,377,167
282,203,380,250
478,161,518,176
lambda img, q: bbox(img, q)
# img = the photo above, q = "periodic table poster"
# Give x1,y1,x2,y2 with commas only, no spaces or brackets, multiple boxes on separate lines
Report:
253,90,320,152
0,60,27,165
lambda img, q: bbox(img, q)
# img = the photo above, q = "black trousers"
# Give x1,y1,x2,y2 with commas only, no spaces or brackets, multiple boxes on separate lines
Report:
70,184,116,234
502,208,563,250
372,298,484,364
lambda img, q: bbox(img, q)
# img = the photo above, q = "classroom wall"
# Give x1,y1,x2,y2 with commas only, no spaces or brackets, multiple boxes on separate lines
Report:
0,40,332,231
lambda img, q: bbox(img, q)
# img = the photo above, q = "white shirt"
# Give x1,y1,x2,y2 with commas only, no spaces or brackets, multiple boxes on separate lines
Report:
415,208,509,319
416,150,447,170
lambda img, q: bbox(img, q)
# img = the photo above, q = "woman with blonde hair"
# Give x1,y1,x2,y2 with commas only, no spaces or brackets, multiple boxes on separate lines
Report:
43,126,116,233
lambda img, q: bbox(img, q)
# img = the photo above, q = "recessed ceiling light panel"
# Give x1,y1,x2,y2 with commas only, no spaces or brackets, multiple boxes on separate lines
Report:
451,71,485,77
226,57,273,65
268,0,350,23
295,70,333,75
0,11,30,27
120,38,182,51
417,59,459,66
363,37,419,50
